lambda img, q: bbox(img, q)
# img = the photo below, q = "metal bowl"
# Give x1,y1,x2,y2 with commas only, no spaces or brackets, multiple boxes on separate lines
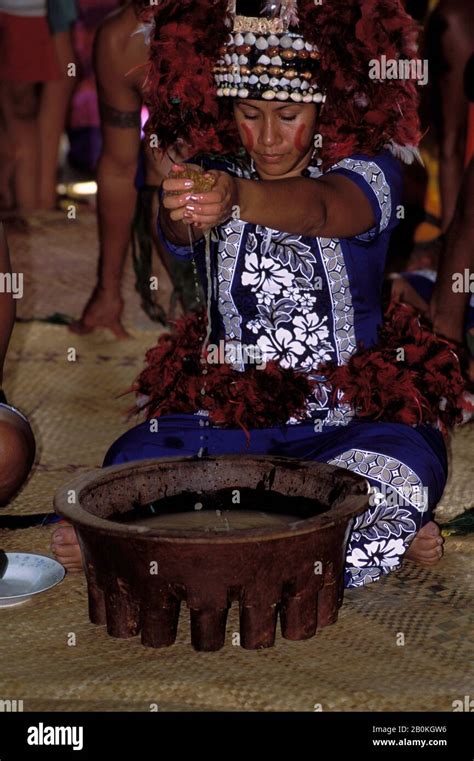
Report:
0,553,65,608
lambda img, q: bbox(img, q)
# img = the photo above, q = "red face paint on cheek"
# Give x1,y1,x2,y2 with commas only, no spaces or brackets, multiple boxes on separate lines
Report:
294,124,308,153
240,123,255,152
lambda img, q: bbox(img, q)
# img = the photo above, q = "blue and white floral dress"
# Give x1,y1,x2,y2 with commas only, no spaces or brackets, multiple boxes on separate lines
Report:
103,150,448,588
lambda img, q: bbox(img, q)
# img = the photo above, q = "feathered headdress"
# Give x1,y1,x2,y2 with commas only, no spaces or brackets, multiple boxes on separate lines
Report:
141,0,422,167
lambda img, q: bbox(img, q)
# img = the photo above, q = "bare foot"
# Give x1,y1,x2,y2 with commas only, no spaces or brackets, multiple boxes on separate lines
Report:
405,521,444,567
69,287,130,339
51,522,84,573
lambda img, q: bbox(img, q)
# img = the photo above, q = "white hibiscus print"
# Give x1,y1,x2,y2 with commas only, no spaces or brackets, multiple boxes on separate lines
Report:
347,538,406,569
282,288,317,309
246,318,261,335
300,344,333,371
293,313,329,345
345,567,383,587
312,343,334,363
257,328,306,368
241,252,294,296
255,292,272,306
298,293,318,309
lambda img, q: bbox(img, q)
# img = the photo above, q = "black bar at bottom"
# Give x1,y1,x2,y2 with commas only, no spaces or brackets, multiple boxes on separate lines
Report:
0,711,472,759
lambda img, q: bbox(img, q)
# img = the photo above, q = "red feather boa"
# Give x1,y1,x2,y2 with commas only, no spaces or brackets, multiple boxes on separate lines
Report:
321,303,472,432
129,304,471,438
129,311,315,442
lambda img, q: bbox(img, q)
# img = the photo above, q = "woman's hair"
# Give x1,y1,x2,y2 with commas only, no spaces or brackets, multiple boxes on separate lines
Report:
143,0,421,167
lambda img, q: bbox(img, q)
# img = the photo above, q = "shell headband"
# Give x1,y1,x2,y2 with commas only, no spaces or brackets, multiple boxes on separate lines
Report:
215,1,325,103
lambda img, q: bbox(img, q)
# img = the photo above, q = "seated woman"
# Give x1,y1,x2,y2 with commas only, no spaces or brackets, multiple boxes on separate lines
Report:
0,223,36,503
52,0,449,580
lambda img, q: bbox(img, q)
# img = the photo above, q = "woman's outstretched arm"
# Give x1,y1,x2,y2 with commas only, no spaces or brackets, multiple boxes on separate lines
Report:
234,174,376,238
178,170,376,239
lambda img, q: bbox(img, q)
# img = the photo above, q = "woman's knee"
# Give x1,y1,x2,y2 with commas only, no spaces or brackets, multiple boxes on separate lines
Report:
102,422,159,467
0,418,35,504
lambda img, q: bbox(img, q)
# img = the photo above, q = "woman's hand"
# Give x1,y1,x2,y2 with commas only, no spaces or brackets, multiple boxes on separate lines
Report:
162,164,238,231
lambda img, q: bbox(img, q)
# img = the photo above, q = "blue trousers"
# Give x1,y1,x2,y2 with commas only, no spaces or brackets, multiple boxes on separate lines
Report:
103,415,447,588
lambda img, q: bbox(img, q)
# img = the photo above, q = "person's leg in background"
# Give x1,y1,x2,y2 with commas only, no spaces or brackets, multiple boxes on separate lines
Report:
0,84,15,210
0,10,61,210
427,0,474,232
38,29,77,209
4,82,41,211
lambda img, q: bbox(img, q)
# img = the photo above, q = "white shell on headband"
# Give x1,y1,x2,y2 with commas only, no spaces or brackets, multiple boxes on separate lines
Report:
276,91,290,100
244,32,256,45
262,90,276,99
256,37,269,50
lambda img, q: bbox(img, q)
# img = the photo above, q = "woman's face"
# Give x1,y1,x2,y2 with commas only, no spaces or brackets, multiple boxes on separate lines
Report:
233,99,318,179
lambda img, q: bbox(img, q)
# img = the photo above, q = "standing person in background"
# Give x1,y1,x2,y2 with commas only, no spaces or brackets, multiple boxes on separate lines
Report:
392,37,474,362
0,0,60,210
70,0,196,339
427,0,473,232
38,0,79,209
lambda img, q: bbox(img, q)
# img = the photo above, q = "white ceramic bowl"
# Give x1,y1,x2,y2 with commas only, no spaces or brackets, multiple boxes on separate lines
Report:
0,553,65,607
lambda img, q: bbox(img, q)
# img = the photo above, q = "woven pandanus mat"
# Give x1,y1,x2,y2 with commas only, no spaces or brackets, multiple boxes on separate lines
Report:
0,525,472,713
3,210,167,331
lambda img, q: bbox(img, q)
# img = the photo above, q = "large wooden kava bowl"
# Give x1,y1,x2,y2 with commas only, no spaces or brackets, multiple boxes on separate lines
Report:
54,456,369,651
